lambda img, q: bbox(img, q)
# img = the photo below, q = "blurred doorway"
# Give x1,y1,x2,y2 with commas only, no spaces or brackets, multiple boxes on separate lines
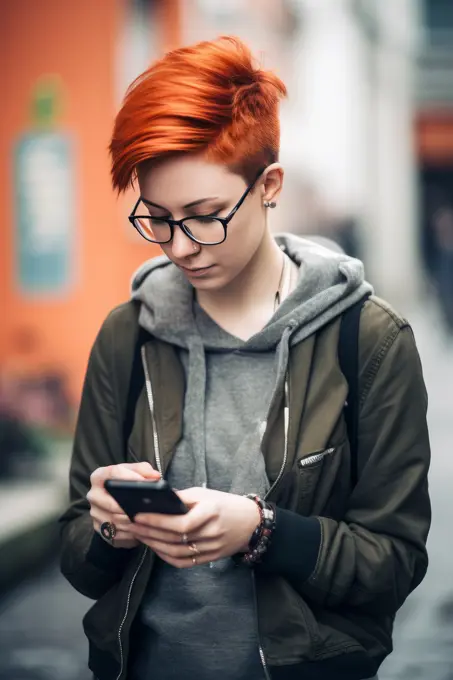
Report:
417,111,453,331
420,166,453,276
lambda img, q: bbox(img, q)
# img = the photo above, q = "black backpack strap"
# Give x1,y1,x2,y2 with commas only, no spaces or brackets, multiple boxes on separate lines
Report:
338,294,370,488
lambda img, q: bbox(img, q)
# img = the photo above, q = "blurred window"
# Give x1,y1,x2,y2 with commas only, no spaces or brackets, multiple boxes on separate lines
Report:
424,0,453,44
116,0,158,104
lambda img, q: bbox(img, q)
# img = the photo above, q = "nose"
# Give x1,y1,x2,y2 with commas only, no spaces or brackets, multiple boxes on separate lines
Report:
170,225,198,260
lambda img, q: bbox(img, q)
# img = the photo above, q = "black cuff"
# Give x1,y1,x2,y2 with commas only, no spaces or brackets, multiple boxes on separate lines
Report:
256,508,321,582
86,532,136,572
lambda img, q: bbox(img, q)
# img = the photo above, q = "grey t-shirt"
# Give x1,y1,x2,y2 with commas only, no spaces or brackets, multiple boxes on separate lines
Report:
130,303,276,680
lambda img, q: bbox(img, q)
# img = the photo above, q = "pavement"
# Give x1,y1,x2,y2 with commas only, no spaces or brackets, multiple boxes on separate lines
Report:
0,302,452,680
0,563,91,680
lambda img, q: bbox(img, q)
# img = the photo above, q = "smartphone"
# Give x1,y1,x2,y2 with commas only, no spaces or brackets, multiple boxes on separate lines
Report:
104,479,188,520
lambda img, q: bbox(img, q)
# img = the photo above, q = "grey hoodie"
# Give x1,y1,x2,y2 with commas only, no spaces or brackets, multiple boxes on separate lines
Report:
129,234,373,680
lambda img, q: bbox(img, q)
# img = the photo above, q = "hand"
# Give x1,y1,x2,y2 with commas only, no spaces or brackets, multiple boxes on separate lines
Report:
129,487,261,568
87,462,161,549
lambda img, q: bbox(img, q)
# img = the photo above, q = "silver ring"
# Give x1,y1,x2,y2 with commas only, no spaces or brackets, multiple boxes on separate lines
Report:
188,542,200,556
192,555,198,566
181,532,189,544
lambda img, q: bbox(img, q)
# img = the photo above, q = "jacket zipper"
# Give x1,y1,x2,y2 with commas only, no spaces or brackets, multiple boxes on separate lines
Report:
252,571,272,680
252,376,290,679
115,545,147,680
115,347,164,680
298,447,336,468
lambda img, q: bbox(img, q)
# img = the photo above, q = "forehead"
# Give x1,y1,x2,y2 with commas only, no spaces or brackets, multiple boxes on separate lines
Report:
137,154,245,204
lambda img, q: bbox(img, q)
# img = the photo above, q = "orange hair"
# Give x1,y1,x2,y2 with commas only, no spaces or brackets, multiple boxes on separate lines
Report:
109,36,287,193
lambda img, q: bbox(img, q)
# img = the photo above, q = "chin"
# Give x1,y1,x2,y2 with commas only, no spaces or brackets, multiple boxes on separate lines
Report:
190,276,224,291
185,269,231,292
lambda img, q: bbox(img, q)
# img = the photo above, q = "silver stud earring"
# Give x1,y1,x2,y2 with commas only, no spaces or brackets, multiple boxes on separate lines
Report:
264,201,277,209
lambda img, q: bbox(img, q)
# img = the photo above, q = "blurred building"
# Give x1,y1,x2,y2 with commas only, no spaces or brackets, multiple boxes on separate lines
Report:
181,0,425,308
2,0,448,412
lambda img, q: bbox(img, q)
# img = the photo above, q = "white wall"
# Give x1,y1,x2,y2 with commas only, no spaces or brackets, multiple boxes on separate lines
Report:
284,0,423,308
280,0,369,218
362,0,422,308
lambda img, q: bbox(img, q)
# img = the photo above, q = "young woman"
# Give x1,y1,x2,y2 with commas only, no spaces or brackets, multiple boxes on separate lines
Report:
60,36,431,680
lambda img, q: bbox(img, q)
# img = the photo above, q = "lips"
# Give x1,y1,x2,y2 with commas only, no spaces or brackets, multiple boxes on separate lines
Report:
178,264,216,279
180,265,213,273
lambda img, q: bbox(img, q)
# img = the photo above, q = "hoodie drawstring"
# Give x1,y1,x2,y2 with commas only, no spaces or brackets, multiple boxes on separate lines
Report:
185,335,208,488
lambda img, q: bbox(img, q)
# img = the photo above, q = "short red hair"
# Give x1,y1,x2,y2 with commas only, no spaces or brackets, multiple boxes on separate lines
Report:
109,36,287,193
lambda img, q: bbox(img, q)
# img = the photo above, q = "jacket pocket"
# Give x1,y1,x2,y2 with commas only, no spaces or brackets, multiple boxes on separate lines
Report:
294,443,348,517
258,575,321,663
298,447,336,469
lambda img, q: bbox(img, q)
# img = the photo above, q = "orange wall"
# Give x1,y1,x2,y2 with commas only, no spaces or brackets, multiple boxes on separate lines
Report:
0,0,181,404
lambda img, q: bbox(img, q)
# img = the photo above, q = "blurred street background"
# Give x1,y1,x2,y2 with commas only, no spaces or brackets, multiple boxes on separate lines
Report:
1,0,453,678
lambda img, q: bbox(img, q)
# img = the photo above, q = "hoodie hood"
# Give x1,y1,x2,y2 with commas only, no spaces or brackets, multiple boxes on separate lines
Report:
131,233,373,350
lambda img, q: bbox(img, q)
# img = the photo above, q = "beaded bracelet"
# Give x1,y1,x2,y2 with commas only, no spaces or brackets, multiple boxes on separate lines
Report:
240,494,276,566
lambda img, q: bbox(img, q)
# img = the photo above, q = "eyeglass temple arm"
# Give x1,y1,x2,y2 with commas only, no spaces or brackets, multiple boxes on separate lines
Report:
225,169,265,222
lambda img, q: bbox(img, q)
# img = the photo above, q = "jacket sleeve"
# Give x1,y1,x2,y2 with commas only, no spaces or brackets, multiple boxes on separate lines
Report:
261,321,431,616
59,308,140,600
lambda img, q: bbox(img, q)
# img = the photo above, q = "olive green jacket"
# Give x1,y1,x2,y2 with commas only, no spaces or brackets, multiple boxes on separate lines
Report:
59,296,430,680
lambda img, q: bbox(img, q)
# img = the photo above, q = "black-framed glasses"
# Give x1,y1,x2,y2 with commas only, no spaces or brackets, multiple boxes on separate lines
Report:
128,169,264,246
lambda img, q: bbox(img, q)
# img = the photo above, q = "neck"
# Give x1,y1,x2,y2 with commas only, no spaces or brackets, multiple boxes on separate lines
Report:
196,232,285,319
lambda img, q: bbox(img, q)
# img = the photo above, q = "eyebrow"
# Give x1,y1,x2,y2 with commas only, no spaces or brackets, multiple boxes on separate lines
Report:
140,196,220,212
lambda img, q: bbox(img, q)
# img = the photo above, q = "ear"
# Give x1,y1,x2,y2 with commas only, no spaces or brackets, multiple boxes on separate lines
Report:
261,164,284,205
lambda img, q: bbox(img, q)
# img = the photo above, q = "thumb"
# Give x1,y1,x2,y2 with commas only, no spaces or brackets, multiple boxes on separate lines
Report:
118,462,161,479
176,487,206,507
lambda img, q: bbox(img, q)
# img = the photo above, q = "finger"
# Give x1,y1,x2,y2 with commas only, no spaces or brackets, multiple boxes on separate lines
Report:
133,512,188,533
90,507,133,532
111,512,133,531
130,520,218,544
153,548,220,569
180,501,219,536
87,488,125,516
118,462,161,479
144,538,220,559
109,464,153,480
173,489,221,536
91,510,132,529
176,487,208,506
90,463,158,488
89,466,143,511
90,465,141,485
134,503,214,536
129,523,184,544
